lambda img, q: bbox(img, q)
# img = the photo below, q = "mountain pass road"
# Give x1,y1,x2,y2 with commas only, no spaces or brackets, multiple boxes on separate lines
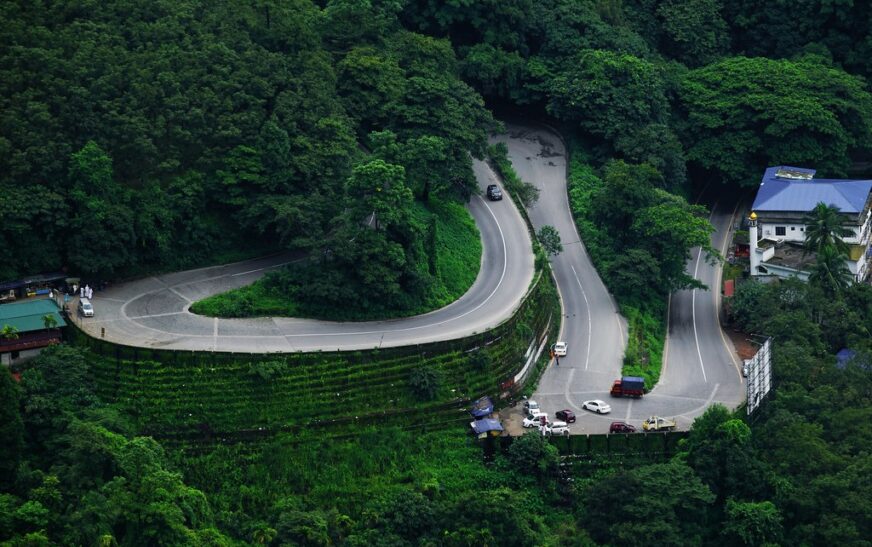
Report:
71,159,534,352
498,123,744,433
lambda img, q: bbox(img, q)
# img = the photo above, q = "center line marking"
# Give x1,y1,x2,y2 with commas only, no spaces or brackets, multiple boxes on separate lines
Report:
570,264,592,371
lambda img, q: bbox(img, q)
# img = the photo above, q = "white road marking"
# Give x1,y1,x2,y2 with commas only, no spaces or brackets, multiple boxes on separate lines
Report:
564,368,583,411
231,261,297,277
570,265,592,371
689,201,720,384
115,174,518,342
625,397,633,422
677,383,721,420
691,251,708,383
127,311,186,320
168,287,191,303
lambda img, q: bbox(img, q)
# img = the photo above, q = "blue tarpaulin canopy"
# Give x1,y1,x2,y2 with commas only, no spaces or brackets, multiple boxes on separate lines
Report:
470,396,494,418
470,419,503,435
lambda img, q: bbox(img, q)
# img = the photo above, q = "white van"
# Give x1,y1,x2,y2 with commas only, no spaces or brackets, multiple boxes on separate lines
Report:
78,298,94,317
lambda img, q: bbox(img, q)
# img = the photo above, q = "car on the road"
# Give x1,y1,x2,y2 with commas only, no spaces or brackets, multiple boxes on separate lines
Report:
523,399,540,415
555,409,576,423
486,184,503,201
78,298,94,317
552,341,567,356
523,413,549,428
609,421,637,434
540,421,570,436
642,416,676,432
582,400,612,414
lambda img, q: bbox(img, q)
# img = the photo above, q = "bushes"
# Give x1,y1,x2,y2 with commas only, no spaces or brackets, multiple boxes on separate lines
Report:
81,272,559,440
189,199,480,321
566,145,669,386
409,366,441,401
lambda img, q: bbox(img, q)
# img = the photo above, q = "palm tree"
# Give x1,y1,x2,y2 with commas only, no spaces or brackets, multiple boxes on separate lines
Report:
42,314,58,329
0,324,19,340
804,202,852,256
808,245,853,295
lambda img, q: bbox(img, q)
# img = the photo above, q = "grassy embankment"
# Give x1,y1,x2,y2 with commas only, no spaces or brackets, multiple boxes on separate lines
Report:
565,148,666,388
190,199,480,320
73,271,557,445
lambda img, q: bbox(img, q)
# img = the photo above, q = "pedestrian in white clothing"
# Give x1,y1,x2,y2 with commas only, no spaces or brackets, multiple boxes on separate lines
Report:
88,287,93,299
80,286,84,298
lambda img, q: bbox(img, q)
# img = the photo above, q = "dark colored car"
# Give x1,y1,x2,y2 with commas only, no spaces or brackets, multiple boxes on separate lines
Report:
486,184,503,201
555,409,576,423
609,421,637,434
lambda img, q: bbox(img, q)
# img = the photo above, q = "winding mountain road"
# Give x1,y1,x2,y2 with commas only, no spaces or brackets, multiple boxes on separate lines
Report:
72,159,534,352
497,123,744,433
73,122,744,430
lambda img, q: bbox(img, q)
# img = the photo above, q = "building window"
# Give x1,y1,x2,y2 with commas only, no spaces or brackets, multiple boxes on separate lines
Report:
791,227,796,231
11,351,20,359
775,226,786,236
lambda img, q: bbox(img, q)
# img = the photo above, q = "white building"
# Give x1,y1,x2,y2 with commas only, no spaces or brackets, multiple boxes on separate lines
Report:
749,166,872,282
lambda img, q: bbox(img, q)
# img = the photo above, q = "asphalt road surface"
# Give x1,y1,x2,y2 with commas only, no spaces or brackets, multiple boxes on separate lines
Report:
498,123,744,434
72,159,534,352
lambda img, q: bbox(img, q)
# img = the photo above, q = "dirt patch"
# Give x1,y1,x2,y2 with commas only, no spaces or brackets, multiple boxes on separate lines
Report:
499,403,528,436
725,328,758,360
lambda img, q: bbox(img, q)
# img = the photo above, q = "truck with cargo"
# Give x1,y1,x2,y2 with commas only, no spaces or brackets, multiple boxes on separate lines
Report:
610,376,645,398
642,416,676,432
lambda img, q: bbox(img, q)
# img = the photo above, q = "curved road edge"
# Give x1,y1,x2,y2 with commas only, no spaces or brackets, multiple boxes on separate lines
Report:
70,159,536,352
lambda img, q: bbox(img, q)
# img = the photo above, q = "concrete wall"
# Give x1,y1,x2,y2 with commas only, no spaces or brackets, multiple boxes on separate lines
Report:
1,346,45,366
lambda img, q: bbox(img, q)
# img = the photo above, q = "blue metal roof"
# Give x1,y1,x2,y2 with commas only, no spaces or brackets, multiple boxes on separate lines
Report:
751,166,872,214
470,418,503,435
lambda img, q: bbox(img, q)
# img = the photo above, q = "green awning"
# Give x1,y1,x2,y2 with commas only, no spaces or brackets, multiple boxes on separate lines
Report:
0,299,67,333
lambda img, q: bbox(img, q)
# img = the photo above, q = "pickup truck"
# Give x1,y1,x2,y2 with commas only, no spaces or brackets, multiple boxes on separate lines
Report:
610,376,645,398
642,416,676,432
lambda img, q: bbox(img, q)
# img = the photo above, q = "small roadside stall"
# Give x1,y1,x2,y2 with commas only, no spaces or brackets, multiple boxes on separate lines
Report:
0,273,72,302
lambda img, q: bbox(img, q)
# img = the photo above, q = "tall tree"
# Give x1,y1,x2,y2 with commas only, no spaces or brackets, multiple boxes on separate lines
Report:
809,245,853,296
804,202,853,256
679,56,872,185
656,0,729,67
548,49,668,144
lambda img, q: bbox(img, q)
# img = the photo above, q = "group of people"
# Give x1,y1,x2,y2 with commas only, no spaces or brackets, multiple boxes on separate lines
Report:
77,284,94,300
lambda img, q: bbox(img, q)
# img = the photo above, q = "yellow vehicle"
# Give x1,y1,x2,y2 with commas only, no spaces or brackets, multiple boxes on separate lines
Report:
642,416,676,432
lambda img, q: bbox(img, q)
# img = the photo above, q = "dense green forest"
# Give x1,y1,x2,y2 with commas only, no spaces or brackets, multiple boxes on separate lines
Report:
5,0,872,316
4,0,872,545
2,279,870,545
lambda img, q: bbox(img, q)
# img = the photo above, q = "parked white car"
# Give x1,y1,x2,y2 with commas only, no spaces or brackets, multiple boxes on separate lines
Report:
78,298,94,317
582,400,612,414
540,421,570,436
553,341,567,356
523,413,549,428
523,399,540,415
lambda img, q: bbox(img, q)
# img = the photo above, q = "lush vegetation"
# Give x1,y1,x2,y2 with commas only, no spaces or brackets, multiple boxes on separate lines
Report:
5,0,872,544
4,276,870,544
0,0,494,320
566,151,717,385
190,199,481,320
69,272,557,441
